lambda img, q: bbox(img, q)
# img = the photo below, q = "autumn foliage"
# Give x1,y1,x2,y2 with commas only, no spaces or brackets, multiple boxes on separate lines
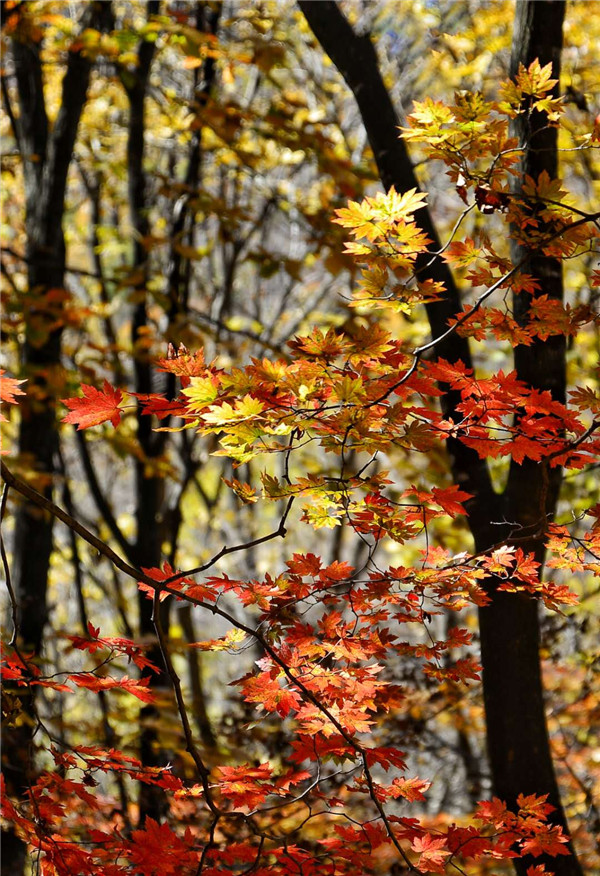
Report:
1,3,600,875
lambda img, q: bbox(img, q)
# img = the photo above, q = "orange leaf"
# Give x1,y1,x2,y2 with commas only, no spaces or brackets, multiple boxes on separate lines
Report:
70,673,156,703
0,370,26,421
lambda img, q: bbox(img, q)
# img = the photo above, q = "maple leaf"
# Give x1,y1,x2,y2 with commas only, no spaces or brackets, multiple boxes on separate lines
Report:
431,485,473,516
517,792,554,818
138,568,175,602
333,198,378,238
133,393,187,420
66,623,159,674
288,326,350,360
69,673,156,703
128,818,198,875
155,346,206,379
138,562,216,604
447,825,490,859
286,552,322,577
363,746,407,771
475,797,510,826
61,380,124,429
223,476,258,503
190,627,247,652
443,238,480,267
520,826,571,858
0,370,26,421
319,560,354,583
384,185,428,217
499,60,558,111
202,394,265,426
181,375,219,410
411,834,450,873
242,673,302,717
385,776,431,802
214,763,274,809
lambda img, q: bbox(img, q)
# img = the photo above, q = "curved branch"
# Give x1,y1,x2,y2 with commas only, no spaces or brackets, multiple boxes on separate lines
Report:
74,430,135,562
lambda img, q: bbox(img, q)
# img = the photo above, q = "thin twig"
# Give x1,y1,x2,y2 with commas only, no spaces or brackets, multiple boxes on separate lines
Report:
151,589,222,815
1,483,20,647
165,495,294,582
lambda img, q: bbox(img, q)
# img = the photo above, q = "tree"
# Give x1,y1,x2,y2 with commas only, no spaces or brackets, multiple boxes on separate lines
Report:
298,3,590,874
0,1,113,869
2,2,599,875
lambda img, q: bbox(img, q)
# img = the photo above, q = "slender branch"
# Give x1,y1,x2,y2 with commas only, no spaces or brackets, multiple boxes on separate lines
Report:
1,484,19,647
164,495,294,583
74,429,134,562
151,589,222,814
0,72,21,151
1,460,143,584
56,445,132,825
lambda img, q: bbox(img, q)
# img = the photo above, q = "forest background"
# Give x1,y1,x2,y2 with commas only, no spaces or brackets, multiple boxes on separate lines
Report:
0,1,599,875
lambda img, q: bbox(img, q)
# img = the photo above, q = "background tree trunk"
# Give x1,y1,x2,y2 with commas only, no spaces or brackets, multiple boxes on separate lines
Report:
2,6,107,872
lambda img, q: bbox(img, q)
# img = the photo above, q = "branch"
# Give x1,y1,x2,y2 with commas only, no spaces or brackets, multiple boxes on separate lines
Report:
74,429,135,563
151,590,222,814
1,461,143,585
164,496,295,583
0,72,21,152
0,458,416,868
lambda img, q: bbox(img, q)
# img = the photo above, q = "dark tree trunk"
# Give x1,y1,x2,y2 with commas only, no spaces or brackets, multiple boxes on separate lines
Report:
163,1,222,757
476,5,581,875
299,3,582,874
120,0,172,825
297,1,497,512
167,1,221,327
2,6,106,873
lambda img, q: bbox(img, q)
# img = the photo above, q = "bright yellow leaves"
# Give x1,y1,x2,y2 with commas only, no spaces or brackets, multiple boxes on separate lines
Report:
332,187,433,312
333,187,428,241
181,376,219,411
499,59,560,118
202,394,266,426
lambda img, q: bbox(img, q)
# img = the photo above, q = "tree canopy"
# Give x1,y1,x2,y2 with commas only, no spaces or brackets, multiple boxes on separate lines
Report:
1,2,599,875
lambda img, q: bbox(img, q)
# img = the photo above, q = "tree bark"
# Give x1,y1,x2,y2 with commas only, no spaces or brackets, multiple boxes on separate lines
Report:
2,6,107,873
120,0,173,825
299,3,582,874
476,5,581,875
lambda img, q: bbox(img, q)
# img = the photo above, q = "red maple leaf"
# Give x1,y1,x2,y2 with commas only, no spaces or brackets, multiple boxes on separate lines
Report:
431,485,473,516
411,833,450,873
128,817,197,875
384,776,431,801
62,380,123,429
520,826,571,858
214,763,274,809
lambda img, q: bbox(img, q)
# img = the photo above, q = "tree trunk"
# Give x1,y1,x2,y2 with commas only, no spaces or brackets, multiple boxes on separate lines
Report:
476,5,581,875
299,3,582,874
2,7,105,872
120,0,172,825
